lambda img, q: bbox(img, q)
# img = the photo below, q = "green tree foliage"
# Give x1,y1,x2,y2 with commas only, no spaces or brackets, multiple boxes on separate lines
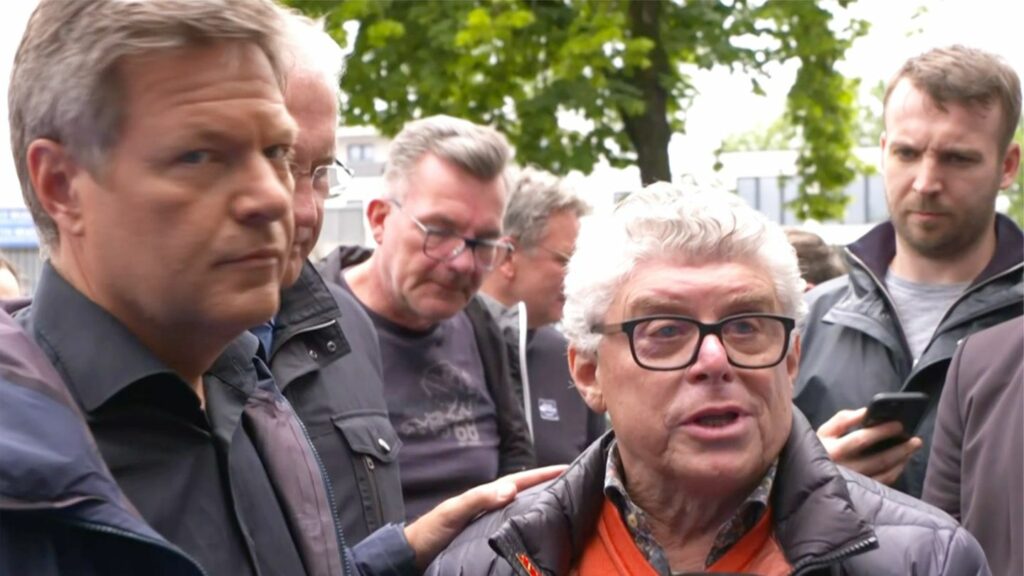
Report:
287,0,866,220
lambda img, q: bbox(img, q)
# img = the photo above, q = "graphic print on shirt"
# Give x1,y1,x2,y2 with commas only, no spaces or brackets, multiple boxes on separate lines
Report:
398,361,486,447
538,398,560,421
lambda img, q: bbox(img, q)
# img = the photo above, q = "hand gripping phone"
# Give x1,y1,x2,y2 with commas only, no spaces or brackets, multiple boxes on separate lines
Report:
861,391,929,455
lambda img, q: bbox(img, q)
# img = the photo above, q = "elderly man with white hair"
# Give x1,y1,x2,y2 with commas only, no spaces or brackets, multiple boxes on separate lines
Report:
427,183,989,575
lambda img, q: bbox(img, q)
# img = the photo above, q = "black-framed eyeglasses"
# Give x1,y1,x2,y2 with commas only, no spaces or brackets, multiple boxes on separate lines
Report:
592,313,796,371
290,158,353,200
389,200,513,271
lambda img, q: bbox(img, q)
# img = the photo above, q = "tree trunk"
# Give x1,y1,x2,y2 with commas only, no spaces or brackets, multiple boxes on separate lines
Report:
620,0,672,185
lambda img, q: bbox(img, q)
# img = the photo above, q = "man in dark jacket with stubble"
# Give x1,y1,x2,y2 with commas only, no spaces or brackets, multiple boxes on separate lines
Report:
794,45,1022,499
320,115,535,522
428,184,989,576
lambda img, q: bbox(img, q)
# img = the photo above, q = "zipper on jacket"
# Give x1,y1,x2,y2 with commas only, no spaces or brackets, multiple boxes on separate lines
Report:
295,410,353,576
913,263,1023,363
844,250,916,372
790,535,877,575
71,519,210,576
362,455,385,528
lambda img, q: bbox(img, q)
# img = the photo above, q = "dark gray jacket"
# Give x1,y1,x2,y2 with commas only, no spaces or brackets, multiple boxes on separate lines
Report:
794,215,1023,497
0,309,205,576
320,246,535,475
924,317,1024,576
273,262,406,543
479,295,606,466
426,412,990,576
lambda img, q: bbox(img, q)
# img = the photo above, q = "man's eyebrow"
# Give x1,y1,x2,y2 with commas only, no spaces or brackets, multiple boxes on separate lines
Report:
719,291,778,313
626,294,690,316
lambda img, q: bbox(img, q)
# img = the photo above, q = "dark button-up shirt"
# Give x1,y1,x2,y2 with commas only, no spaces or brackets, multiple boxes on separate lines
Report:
24,264,308,576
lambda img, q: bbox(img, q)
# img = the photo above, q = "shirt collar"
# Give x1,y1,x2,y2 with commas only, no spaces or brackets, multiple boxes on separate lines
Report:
602,438,777,573
31,263,179,413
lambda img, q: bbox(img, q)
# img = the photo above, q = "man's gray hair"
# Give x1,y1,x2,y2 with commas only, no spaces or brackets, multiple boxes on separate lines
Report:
279,7,346,108
503,167,590,249
384,115,511,199
9,0,288,249
562,183,807,356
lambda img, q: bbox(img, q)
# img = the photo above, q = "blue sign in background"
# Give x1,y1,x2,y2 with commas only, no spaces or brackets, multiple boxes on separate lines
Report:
0,208,39,248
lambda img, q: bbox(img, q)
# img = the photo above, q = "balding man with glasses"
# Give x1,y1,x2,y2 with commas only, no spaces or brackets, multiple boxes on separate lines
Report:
321,115,535,521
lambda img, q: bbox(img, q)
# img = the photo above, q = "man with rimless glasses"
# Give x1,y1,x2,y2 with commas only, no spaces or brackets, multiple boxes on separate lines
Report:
321,115,535,522
427,183,988,575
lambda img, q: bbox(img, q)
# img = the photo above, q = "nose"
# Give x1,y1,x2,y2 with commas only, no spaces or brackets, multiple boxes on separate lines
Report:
292,177,317,232
686,333,734,384
232,155,292,228
445,244,478,276
912,155,943,196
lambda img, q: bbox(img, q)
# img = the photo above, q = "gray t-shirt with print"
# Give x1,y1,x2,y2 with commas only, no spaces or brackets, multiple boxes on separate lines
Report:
359,305,500,521
885,271,969,362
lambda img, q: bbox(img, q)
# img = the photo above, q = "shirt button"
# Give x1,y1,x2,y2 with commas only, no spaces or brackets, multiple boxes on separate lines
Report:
326,340,337,353
308,349,318,360
377,438,391,453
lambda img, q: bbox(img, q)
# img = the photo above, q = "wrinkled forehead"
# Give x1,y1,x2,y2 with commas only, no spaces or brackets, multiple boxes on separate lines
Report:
613,257,780,318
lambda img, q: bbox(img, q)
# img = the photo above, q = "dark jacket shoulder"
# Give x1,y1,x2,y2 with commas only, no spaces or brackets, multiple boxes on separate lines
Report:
0,310,203,576
428,413,989,576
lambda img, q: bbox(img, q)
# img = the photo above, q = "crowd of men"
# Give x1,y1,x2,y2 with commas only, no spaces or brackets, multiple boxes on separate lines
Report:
0,0,1020,575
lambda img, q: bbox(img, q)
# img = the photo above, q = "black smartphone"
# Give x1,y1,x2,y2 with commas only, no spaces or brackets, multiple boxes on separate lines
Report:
861,392,930,454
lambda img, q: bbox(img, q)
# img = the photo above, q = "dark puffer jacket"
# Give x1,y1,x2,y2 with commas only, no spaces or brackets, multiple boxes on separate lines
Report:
794,215,1023,498
426,411,990,576
0,309,205,576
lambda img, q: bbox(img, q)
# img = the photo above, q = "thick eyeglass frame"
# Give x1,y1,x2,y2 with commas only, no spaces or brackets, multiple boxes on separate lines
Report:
291,158,354,200
592,313,796,371
388,200,513,271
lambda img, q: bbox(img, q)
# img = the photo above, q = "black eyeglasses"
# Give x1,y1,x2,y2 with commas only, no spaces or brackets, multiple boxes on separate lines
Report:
290,158,354,200
592,313,796,371
389,200,513,271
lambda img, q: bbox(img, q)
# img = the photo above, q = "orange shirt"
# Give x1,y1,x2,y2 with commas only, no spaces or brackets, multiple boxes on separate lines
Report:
574,498,792,575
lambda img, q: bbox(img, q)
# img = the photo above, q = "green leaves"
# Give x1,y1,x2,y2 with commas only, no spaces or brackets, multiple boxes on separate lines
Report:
290,0,865,219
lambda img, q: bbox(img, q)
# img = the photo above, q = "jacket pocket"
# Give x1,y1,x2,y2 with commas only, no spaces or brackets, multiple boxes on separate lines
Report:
332,413,402,465
330,413,406,534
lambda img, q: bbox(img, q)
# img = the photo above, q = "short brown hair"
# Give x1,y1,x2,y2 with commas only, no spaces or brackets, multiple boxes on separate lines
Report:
883,45,1022,154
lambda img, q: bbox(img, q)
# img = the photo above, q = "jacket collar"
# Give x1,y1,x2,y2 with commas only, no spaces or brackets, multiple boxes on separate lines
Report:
276,261,350,347
847,214,1024,288
491,412,878,572
771,411,878,569
319,244,374,285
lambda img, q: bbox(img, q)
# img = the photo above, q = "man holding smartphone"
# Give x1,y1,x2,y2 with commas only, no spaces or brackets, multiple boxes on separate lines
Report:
794,45,1023,498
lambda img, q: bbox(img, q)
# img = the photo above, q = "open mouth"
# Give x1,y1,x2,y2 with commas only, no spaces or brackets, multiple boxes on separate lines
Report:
693,412,740,428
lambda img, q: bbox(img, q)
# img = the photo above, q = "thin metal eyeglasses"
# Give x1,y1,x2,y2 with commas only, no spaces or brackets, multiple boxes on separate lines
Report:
389,200,513,271
290,158,354,200
533,244,572,267
592,313,796,371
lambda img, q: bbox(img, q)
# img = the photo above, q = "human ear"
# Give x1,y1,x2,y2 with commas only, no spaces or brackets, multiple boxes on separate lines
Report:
569,345,605,413
366,198,391,246
26,139,86,238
